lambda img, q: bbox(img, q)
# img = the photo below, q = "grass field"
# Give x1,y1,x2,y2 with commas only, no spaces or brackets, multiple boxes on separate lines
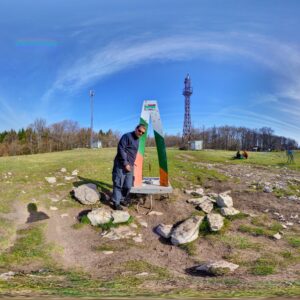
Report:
0,148,300,297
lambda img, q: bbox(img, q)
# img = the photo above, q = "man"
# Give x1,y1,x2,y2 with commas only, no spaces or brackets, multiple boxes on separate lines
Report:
112,124,146,210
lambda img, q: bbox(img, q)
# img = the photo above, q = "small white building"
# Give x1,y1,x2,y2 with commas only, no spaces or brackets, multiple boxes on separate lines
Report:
190,140,203,150
92,140,102,148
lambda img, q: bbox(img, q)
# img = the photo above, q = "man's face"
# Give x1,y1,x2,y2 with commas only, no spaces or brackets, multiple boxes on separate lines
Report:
135,126,146,138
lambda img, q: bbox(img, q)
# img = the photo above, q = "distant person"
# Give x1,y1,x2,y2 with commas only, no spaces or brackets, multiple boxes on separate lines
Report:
242,150,248,159
286,149,295,164
111,124,146,210
233,150,242,159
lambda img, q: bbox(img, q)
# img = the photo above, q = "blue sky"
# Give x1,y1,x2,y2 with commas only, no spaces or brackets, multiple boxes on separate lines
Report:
1,0,300,142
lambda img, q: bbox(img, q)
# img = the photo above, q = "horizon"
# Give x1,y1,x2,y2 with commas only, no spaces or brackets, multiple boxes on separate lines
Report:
1,1,300,143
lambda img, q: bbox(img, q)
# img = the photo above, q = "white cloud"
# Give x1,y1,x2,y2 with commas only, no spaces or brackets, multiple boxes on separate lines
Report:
42,32,300,102
39,32,300,142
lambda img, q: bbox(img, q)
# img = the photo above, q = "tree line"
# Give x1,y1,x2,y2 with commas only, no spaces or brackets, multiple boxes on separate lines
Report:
0,119,298,156
0,119,120,156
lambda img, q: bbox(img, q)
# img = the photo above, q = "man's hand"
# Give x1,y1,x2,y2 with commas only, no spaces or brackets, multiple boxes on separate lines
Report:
124,164,131,172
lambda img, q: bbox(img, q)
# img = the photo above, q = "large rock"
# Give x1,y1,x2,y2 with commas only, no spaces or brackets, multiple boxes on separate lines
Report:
195,260,239,276
171,215,204,245
187,197,206,206
216,193,233,208
103,226,137,240
198,200,214,214
187,195,213,206
156,224,173,239
112,211,130,224
220,207,240,216
73,183,100,205
207,213,224,231
87,208,112,226
45,177,56,184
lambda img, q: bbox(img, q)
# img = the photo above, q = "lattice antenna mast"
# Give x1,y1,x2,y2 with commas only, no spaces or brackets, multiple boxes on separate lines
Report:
182,74,193,142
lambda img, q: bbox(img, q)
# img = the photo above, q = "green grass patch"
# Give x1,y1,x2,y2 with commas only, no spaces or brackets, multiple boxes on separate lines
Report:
251,214,270,227
80,215,91,224
178,242,197,256
123,259,169,279
99,216,134,230
92,244,115,252
250,257,277,275
219,234,262,250
0,225,51,268
288,236,300,248
238,224,276,237
225,212,249,221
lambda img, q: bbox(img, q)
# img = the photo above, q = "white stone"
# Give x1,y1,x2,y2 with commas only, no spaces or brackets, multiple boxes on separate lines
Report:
72,170,79,176
112,211,130,224
216,193,233,208
263,186,273,193
207,213,224,232
286,222,294,226
148,211,163,216
65,176,75,181
198,200,214,214
130,223,138,228
187,197,205,205
50,197,60,202
136,272,149,276
87,208,112,226
73,183,100,205
103,226,136,240
156,224,173,239
288,195,299,201
50,206,58,211
103,251,114,255
220,207,240,216
281,224,287,229
60,168,67,173
273,233,282,240
0,271,16,280
194,188,204,195
133,234,143,243
171,215,204,245
195,260,239,275
136,218,148,227
45,177,56,184
184,189,194,195
60,213,69,218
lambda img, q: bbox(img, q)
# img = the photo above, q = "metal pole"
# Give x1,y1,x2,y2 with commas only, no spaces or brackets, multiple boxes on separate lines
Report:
89,90,95,148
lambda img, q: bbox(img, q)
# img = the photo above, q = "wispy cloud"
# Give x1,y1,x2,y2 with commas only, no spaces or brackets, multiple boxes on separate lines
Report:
42,32,300,102
40,31,300,142
0,97,29,130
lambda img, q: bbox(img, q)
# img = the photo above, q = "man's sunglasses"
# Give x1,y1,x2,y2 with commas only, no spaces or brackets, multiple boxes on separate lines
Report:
137,129,146,134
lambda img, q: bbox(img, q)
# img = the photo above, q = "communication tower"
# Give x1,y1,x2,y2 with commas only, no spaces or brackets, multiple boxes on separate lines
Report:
182,74,193,142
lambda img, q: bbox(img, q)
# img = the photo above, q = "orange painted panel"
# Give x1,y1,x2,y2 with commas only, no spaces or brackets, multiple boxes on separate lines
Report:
159,167,169,186
134,152,144,187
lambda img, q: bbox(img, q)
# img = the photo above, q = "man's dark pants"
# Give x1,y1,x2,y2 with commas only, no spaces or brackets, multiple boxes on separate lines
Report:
112,160,133,205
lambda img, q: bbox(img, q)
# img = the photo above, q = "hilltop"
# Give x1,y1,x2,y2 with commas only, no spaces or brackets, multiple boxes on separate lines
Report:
0,148,299,298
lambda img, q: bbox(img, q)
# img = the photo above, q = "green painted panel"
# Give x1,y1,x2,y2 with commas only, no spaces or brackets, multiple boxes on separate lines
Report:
154,130,168,173
138,117,148,156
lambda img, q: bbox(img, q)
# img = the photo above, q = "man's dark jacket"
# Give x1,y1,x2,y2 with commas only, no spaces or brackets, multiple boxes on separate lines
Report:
114,131,139,167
